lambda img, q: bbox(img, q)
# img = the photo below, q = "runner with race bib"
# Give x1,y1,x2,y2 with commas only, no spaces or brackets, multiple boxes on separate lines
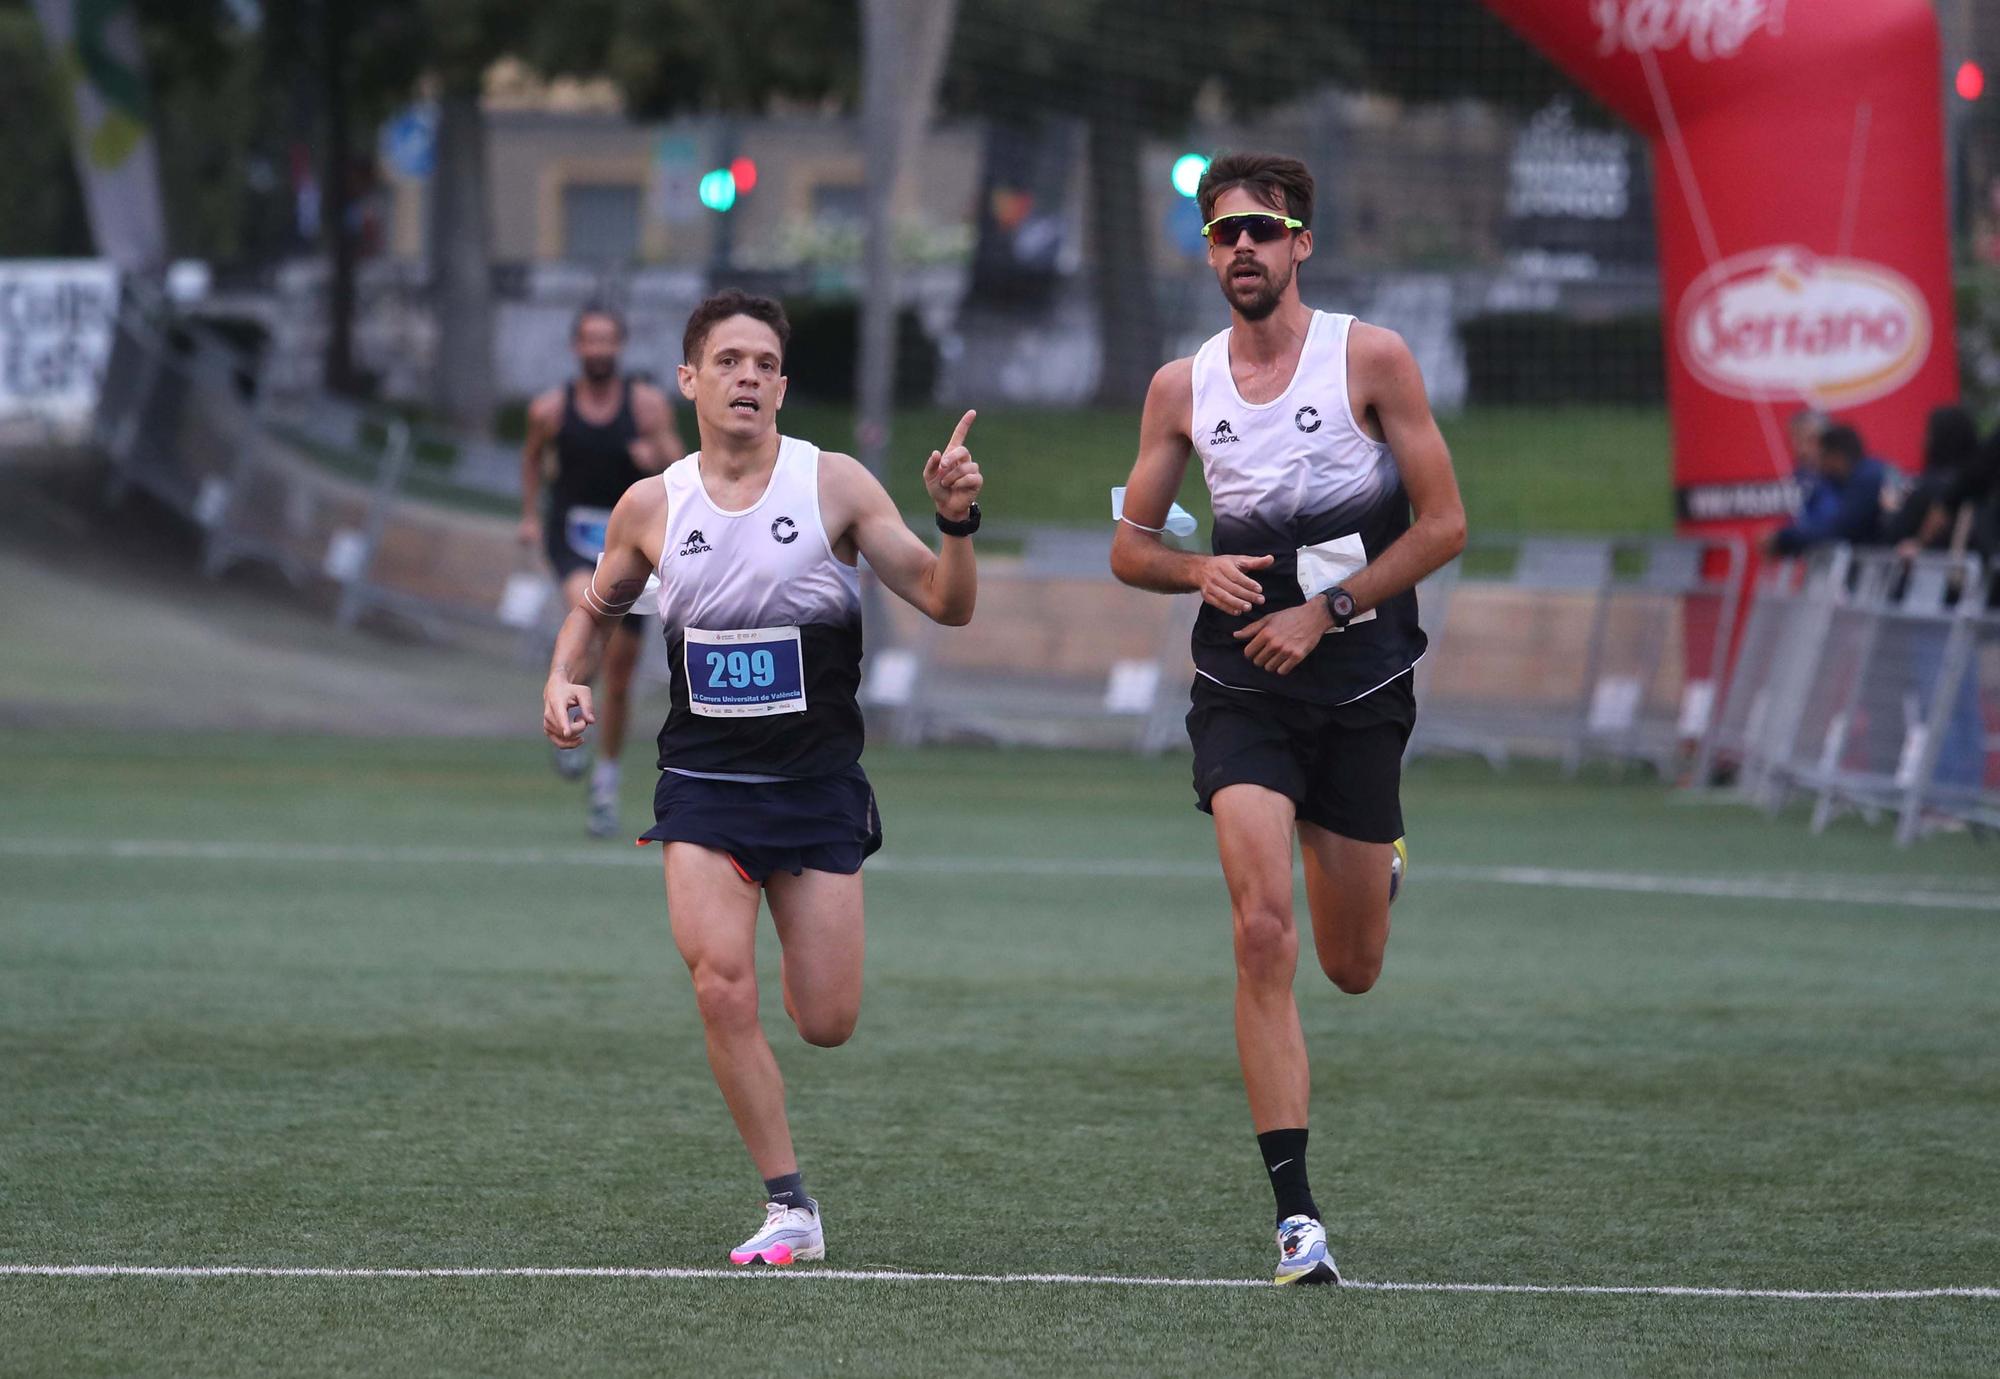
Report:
540,289,984,1269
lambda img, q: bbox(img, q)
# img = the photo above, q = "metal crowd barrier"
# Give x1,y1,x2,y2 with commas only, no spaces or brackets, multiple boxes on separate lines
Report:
92,293,557,642
858,559,1201,754
1706,547,1994,843
1411,534,1747,775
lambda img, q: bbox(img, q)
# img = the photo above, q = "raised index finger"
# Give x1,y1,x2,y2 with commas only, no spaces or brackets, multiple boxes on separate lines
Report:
946,409,976,453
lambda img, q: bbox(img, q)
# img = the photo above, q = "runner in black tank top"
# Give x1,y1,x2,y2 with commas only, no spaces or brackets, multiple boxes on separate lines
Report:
1111,155,1468,1287
519,305,685,837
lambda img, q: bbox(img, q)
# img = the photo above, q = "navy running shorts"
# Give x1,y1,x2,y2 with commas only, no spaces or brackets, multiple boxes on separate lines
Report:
638,764,882,883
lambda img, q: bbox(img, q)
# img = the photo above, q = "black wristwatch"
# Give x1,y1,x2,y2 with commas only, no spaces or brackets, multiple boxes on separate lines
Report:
1322,585,1357,630
936,502,981,538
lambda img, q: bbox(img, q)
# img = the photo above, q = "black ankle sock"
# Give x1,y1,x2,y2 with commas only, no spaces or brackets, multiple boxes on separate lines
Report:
764,1172,813,1214
1257,1128,1320,1227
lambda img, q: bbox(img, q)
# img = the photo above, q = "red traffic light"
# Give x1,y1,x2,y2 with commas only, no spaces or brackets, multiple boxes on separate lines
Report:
729,156,759,195
1957,61,1985,102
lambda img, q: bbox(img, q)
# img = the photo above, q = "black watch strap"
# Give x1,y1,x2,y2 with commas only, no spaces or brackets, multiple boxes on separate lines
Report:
936,502,981,538
1323,585,1356,630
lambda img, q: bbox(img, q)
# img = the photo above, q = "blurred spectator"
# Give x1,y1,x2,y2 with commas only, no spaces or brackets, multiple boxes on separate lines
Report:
1786,407,1837,529
1887,406,1982,556
1762,423,1889,557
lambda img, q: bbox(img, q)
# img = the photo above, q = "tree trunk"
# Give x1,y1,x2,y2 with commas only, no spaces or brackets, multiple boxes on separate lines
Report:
429,83,494,434
319,0,359,394
1086,96,1160,407
858,0,956,477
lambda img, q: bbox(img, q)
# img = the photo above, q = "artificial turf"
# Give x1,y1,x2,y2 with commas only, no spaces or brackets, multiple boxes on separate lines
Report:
1,736,1995,1376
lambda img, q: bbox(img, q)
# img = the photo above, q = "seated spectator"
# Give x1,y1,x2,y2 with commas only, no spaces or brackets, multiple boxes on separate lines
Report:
1887,406,1982,555
1762,423,1891,557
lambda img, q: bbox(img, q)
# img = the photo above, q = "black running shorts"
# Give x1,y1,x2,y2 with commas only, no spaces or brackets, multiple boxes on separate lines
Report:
638,765,883,884
1187,671,1416,844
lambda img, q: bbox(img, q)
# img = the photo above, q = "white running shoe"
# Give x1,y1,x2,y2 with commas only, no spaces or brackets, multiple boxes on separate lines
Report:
586,791,619,839
1273,1214,1340,1286
729,1201,825,1266
550,741,590,780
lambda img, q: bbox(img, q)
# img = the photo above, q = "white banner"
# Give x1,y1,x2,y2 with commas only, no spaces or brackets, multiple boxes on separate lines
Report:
0,260,120,420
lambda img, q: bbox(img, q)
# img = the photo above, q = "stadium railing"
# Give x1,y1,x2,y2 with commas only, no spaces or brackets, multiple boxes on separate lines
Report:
1410,533,1747,775
1701,546,1996,843
94,291,558,643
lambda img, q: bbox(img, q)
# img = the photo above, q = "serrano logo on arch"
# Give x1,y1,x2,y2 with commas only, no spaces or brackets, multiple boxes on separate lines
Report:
1677,246,1930,409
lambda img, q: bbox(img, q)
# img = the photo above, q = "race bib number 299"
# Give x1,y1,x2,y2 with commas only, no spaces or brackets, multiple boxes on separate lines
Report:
684,625,807,718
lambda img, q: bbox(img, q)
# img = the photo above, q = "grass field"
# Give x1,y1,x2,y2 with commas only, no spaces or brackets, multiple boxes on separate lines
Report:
389,401,1674,534
3,735,1997,1376
768,404,1675,534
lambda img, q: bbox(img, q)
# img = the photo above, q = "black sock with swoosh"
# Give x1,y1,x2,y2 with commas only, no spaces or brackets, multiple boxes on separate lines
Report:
1258,1128,1319,1227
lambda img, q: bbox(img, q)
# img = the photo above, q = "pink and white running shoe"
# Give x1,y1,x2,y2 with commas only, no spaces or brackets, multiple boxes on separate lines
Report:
729,1201,825,1266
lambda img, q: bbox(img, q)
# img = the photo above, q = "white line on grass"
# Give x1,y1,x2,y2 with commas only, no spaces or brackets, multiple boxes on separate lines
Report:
0,1264,1994,1301
4,836,1998,912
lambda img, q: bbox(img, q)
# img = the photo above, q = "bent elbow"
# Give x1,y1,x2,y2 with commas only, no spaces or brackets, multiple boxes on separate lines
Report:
1438,510,1468,561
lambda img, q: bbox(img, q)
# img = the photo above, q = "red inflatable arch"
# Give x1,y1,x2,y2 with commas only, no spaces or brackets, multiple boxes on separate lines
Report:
1481,0,1959,544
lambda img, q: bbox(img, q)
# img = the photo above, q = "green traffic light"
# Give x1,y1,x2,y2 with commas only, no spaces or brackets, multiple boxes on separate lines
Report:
1171,153,1209,199
699,168,738,212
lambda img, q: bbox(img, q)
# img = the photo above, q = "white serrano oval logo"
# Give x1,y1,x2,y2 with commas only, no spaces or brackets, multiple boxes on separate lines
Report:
1678,246,1930,408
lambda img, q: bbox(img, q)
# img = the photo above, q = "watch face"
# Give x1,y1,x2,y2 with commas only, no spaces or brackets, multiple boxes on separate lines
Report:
1331,591,1354,617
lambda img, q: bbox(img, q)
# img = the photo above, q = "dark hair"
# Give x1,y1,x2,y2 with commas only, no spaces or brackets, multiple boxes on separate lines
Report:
1922,405,1980,475
682,289,791,368
572,302,625,340
1819,423,1865,465
1196,152,1314,230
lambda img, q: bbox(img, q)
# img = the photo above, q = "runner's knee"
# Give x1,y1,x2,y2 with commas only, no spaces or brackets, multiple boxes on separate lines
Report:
1319,950,1381,995
793,1003,857,1048
1232,900,1297,984
690,963,759,1031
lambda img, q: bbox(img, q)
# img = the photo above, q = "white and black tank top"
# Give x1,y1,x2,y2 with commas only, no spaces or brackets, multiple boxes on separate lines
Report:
654,437,864,777
1190,309,1426,704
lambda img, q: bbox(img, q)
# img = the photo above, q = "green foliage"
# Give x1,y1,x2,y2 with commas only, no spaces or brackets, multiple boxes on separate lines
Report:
780,298,939,406
1955,267,2000,426
533,0,858,118
945,0,1361,133
0,6,90,257
1458,312,1667,406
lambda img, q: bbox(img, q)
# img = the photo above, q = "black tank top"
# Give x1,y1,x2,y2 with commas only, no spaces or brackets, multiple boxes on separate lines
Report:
551,379,643,510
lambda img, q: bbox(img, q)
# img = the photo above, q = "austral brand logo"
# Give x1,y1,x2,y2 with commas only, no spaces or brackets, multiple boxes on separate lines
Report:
1294,405,1321,433
1678,246,1930,409
678,528,713,557
1210,419,1240,444
771,516,799,545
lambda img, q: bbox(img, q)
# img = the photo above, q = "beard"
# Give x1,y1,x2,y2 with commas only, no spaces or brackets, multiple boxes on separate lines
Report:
581,357,617,382
1225,261,1291,321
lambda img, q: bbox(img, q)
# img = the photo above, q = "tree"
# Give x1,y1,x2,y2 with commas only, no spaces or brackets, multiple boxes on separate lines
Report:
946,0,1580,405
945,1,1360,403
0,2,91,257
